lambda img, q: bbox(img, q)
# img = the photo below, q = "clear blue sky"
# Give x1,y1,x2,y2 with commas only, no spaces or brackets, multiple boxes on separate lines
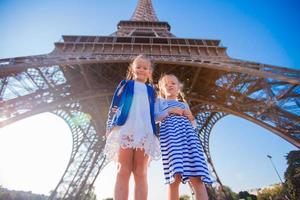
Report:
0,0,299,199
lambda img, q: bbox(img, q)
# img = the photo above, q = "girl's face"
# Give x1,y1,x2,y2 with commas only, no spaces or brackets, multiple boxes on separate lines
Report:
132,58,152,82
161,75,180,99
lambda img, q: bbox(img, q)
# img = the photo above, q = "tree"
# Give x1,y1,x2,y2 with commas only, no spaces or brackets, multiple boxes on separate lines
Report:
222,185,239,200
207,186,218,200
85,185,97,200
257,184,287,200
284,150,300,200
206,185,238,200
238,191,257,200
179,194,191,200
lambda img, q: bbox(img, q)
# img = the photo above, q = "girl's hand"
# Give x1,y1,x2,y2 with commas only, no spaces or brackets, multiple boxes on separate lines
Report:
168,107,184,116
111,106,118,113
183,109,194,121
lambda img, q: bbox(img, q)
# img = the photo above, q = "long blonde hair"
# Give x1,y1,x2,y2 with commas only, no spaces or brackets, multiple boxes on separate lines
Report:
158,74,187,103
126,54,154,84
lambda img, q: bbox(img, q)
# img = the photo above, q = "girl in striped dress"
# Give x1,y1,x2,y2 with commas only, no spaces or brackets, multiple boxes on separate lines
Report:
155,74,213,200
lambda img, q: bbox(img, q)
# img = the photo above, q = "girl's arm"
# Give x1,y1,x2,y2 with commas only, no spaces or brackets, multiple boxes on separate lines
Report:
183,103,197,128
155,99,185,122
183,109,194,122
154,98,168,122
168,107,185,116
154,107,184,122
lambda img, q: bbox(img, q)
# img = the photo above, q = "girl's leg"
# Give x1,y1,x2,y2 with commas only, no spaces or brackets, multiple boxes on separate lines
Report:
114,148,134,200
168,174,181,200
132,148,149,200
189,177,209,200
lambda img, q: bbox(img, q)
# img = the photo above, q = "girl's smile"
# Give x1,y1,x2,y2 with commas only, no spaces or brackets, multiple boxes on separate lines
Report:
132,58,152,82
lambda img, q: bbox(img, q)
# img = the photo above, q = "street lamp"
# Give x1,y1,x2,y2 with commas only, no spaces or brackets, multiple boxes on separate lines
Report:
267,155,283,184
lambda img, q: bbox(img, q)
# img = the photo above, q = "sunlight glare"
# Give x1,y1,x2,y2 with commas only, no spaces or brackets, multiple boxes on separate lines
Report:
0,112,72,195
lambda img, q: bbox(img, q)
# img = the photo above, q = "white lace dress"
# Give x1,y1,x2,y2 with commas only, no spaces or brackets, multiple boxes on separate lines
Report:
104,81,161,162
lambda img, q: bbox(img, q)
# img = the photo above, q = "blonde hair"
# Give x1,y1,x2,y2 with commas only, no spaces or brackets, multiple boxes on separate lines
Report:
158,74,186,103
117,55,154,96
126,54,154,84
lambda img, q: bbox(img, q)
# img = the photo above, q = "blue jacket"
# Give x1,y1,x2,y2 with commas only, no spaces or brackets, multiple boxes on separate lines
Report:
106,79,157,135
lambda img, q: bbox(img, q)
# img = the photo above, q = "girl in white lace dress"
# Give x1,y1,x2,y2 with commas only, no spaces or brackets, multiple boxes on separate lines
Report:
104,55,160,200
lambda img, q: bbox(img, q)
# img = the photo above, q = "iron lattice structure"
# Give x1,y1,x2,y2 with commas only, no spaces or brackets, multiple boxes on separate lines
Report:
0,0,299,199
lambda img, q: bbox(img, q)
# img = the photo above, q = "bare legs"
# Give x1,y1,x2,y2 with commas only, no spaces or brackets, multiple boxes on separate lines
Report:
168,174,181,200
114,148,149,200
190,177,209,200
114,148,133,200
133,149,149,200
168,175,208,200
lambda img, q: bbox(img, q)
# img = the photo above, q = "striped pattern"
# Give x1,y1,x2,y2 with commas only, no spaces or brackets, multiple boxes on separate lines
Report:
160,100,213,184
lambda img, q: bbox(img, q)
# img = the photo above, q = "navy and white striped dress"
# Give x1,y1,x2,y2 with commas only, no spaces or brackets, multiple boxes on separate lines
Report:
155,98,213,184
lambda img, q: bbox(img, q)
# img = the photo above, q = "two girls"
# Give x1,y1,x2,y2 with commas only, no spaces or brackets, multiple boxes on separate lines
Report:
104,54,212,200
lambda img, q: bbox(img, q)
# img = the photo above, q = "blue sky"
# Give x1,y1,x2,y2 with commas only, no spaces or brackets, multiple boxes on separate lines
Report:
0,0,299,199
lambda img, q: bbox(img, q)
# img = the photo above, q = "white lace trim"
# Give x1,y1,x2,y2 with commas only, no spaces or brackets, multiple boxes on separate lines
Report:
104,128,161,162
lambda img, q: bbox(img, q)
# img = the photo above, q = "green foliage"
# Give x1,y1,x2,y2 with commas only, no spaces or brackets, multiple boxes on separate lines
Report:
179,194,191,200
206,185,239,200
222,185,239,200
238,191,257,200
207,186,218,200
85,185,97,200
284,150,300,200
257,184,287,200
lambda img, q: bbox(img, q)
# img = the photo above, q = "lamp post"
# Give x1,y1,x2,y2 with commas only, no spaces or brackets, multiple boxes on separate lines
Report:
267,155,283,184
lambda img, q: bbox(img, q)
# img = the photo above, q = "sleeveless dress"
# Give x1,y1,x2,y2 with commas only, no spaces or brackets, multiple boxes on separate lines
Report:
104,81,161,161
155,98,213,184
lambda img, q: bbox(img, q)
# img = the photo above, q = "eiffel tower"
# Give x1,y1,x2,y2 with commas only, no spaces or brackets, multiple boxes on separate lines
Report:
0,0,299,199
